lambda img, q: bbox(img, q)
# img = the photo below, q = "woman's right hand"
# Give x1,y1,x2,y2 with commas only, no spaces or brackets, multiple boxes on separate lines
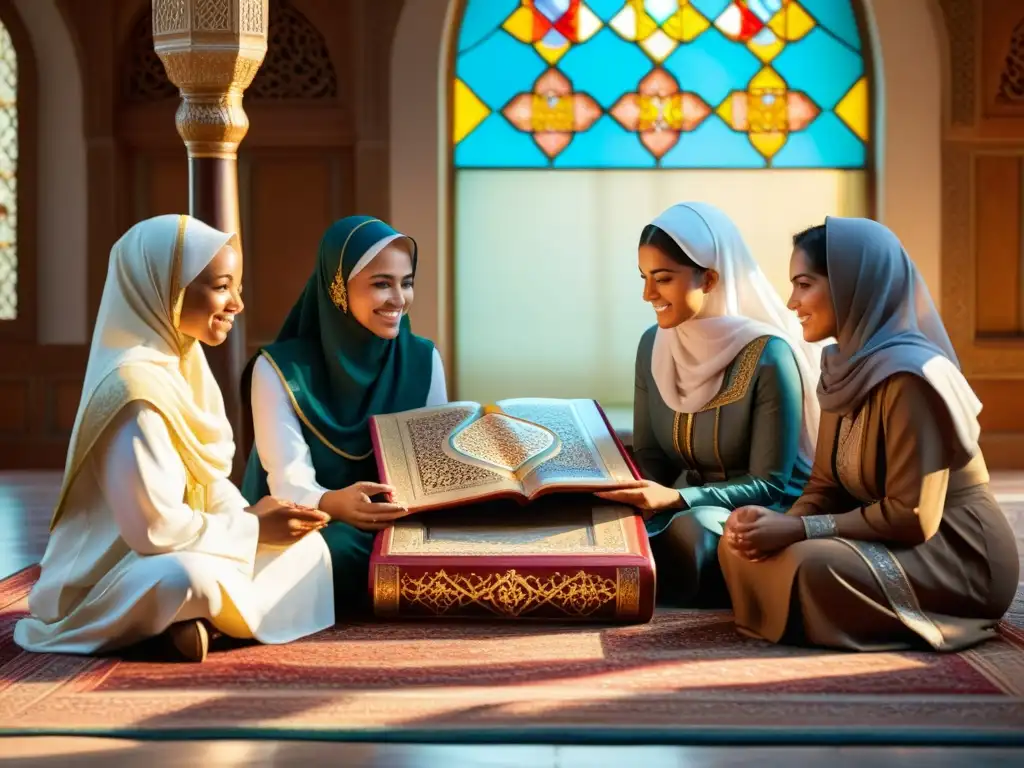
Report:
247,496,331,545
319,482,409,531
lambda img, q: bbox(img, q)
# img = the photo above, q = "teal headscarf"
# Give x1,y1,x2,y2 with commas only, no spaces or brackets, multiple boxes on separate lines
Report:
241,215,436,503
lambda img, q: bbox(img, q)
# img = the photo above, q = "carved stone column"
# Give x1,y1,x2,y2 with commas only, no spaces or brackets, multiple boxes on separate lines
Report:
152,0,268,479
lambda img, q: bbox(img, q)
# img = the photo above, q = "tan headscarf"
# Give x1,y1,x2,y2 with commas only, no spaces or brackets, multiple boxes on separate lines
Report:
50,214,240,529
818,217,982,463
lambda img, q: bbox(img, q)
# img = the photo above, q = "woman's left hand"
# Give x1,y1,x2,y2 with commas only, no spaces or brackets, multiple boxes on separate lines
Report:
725,506,805,560
595,480,684,513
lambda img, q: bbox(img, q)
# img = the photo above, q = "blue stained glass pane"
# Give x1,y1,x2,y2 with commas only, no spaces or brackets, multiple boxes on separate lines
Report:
800,0,862,51
659,117,766,168
663,28,762,107
456,114,549,168
454,0,868,169
458,0,520,53
457,30,547,111
542,28,569,47
535,0,571,22
748,0,783,23
772,113,865,168
588,0,628,21
773,27,863,110
690,0,731,19
559,28,652,108
553,116,656,168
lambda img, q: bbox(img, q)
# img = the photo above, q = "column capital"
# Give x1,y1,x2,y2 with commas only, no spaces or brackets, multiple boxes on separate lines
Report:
152,0,269,158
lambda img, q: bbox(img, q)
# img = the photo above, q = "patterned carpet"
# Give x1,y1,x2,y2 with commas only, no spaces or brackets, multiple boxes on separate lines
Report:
1,566,1023,745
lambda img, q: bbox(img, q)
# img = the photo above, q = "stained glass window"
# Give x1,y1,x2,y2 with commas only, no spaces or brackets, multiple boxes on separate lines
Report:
0,21,16,320
453,0,869,169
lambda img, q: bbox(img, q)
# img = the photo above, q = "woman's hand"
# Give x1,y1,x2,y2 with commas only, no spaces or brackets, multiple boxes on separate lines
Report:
724,506,805,560
319,482,409,531
595,480,684,514
248,496,331,545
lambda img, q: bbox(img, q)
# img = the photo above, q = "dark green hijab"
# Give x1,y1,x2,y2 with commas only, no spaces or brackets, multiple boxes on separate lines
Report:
241,216,435,503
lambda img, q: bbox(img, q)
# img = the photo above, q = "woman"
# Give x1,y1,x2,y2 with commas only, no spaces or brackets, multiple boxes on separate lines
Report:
242,215,447,616
597,202,822,606
15,215,333,663
720,217,1020,651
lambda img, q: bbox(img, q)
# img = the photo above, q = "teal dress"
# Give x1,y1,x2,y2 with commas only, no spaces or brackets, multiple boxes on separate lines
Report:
633,327,811,606
241,216,436,617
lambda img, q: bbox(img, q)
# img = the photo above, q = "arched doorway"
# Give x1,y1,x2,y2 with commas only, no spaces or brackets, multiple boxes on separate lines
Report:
448,0,873,418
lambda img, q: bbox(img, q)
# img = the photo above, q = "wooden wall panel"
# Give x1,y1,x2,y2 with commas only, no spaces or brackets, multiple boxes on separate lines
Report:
974,156,1021,335
245,152,338,351
53,381,83,433
973,379,1024,432
0,381,29,434
0,345,88,469
143,152,189,219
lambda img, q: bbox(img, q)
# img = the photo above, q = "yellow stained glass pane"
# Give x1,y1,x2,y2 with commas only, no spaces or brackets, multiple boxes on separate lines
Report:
769,1,815,41
749,66,785,91
748,32,785,63
503,6,536,43
453,79,490,144
835,77,869,140
662,4,709,42
750,131,787,159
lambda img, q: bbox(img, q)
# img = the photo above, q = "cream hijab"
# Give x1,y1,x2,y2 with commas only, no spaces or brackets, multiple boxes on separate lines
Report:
649,202,822,461
50,214,240,530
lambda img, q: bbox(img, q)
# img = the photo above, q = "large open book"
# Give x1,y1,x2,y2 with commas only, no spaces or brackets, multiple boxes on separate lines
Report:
369,398,639,512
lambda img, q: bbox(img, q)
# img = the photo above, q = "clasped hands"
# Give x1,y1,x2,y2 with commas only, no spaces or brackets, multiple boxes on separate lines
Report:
247,480,410,543
596,480,805,560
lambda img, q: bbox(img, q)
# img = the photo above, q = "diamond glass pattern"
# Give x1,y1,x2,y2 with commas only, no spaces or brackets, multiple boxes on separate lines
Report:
0,22,17,320
454,0,869,168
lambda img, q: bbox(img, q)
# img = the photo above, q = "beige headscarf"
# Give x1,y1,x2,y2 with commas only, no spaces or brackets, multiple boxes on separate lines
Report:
50,214,240,530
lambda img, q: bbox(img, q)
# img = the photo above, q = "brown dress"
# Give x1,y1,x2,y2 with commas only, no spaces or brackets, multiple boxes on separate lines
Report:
719,373,1020,651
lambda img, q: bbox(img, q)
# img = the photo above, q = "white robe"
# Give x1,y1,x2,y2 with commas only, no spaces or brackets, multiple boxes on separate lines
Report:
249,348,449,505
14,402,334,654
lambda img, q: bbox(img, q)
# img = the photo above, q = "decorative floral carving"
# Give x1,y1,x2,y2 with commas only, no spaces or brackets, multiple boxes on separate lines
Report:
248,0,338,99
194,0,231,32
938,0,976,126
998,19,1024,102
125,1,337,103
152,0,187,35
240,0,265,34
125,12,180,102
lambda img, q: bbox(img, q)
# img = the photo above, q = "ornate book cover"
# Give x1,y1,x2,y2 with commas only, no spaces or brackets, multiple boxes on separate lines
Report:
369,398,638,512
369,495,656,623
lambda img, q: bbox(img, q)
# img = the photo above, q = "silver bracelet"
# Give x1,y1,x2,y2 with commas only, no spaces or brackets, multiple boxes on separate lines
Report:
802,514,838,539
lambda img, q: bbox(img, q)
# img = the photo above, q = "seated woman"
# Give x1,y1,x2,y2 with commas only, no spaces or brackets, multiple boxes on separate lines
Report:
242,215,446,616
15,215,333,663
597,202,822,606
720,218,1020,651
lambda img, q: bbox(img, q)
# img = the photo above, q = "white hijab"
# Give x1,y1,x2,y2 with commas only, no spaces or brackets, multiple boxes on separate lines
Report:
649,202,822,461
51,214,240,529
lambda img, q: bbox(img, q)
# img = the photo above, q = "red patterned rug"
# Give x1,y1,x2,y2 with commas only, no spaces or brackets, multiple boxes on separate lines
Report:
2,566,1023,745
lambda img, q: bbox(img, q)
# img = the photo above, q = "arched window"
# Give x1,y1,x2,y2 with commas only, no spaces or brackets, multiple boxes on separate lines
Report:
0,18,17,321
451,0,871,415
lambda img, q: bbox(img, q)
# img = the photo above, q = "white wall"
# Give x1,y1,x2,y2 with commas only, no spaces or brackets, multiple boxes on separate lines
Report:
455,169,866,406
390,0,946,400
14,0,88,344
